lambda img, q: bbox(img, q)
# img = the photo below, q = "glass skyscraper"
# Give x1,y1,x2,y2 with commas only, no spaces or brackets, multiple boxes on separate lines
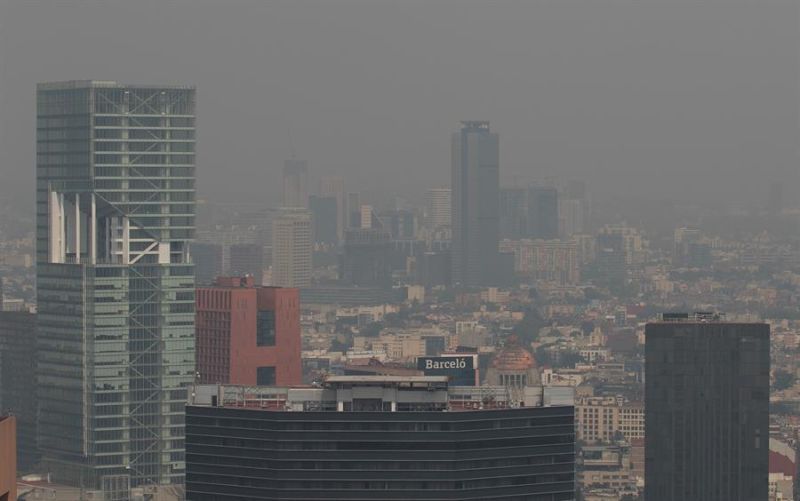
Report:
451,121,499,286
36,81,196,489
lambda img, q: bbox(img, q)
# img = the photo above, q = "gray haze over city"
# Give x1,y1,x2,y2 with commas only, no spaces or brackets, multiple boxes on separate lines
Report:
0,0,797,211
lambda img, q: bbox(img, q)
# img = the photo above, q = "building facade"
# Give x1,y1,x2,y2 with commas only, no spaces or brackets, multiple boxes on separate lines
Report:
0,311,39,471
36,81,196,488
186,377,575,500
425,187,451,231
340,228,393,288
451,121,499,286
645,316,770,501
0,416,16,501
575,396,644,443
500,238,580,285
528,186,559,240
271,209,312,288
195,276,301,387
282,158,309,208
229,242,263,285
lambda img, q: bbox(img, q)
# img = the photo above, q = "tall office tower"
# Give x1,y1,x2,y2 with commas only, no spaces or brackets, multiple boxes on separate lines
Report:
192,242,223,285
282,158,309,208
558,198,585,237
528,186,559,239
0,311,38,471
499,187,527,239
645,315,769,501
229,242,263,285
595,233,626,292
186,377,575,500
340,228,393,288
271,209,312,288
195,276,302,387
319,176,345,242
360,204,374,229
425,187,451,230
36,81,196,488
451,121,499,286
346,192,361,228
308,195,338,245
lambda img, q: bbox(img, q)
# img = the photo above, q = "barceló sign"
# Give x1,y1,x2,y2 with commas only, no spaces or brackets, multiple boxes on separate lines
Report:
418,357,474,371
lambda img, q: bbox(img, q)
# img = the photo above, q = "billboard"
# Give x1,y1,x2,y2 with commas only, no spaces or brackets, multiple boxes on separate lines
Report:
417,354,478,386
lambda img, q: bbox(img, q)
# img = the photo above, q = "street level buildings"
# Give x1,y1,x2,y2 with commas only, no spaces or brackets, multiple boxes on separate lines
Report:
36,81,196,488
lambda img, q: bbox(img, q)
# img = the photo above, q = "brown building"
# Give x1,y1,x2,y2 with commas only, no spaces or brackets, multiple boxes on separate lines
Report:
575,396,644,443
0,416,16,501
196,276,302,386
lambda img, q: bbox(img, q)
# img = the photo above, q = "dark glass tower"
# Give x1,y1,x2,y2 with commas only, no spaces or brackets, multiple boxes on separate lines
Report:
528,186,559,240
645,317,769,501
451,121,499,286
36,81,196,488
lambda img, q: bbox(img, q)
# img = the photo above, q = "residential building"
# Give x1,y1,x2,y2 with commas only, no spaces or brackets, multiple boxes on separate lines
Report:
500,238,580,285
195,276,301,386
271,208,312,288
575,396,644,443
36,81,196,488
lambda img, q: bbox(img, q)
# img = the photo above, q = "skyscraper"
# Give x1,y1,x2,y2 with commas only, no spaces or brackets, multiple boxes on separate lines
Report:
319,176,345,242
645,315,769,501
282,158,309,208
499,187,527,239
271,208,312,288
308,195,339,245
229,242,264,285
451,121,499,286
425,187,451,230
36,81,196,488
528,185,559,239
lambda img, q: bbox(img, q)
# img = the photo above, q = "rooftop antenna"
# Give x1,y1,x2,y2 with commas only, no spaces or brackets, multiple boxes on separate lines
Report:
287,126,296,160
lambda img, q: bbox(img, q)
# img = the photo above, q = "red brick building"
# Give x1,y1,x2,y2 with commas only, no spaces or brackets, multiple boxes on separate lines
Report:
196,276,302,386
0,416,16,501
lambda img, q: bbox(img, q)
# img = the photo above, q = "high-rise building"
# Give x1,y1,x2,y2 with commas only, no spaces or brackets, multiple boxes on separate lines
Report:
451,121,499,286
319,176,345,242
0,311,39,471
229,242,263,285
282,158,308,208
500,238,580,285
499,187,527,239
191,242,223,286
528,186,559,239
340,228,393,288
308,195,339,245
186,377,575,500
195,276,301,387
36,81,196,487
346,192,361,228
271,209,312,288
645,315,769,501
425,187,451,230
558,198,585,237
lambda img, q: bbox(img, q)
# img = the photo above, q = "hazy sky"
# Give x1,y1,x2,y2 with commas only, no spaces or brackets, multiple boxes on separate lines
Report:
0,0,797,210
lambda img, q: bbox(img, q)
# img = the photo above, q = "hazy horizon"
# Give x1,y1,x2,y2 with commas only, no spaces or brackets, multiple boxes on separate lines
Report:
1,0,797,213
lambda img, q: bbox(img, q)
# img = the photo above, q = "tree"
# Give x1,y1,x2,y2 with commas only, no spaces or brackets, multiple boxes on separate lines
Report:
512,308,546,346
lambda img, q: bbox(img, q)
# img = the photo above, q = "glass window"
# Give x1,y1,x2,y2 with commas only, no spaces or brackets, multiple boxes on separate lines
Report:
256,311,276,346
256,367,276,386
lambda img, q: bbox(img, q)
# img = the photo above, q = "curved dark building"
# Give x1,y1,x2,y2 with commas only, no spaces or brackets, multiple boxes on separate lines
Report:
186,377,575,500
